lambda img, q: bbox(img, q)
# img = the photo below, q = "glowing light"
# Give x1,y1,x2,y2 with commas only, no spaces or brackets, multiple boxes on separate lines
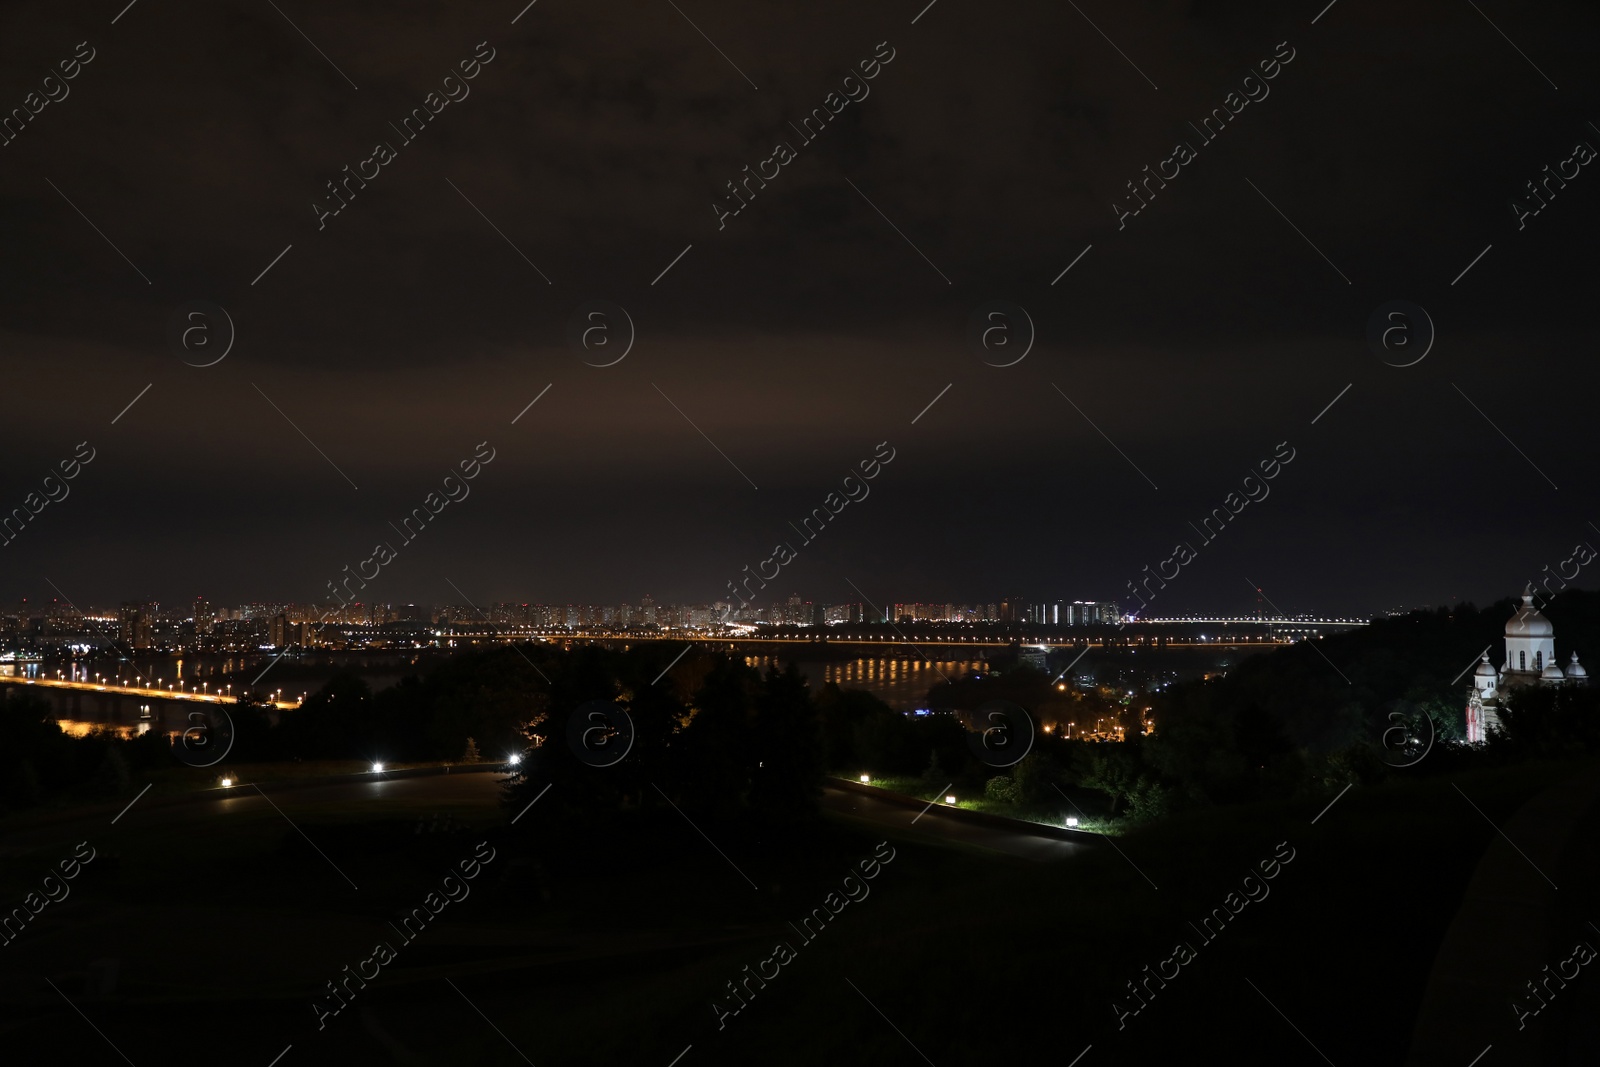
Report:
945,795,957,804
859,774,871,783
221,778,234,788
371,762,385,773
508,754,522,766
1066,816,1079,827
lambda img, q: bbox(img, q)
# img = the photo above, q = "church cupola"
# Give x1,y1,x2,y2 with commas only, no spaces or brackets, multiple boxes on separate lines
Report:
1504,584,1555,675
1473,652,1498,695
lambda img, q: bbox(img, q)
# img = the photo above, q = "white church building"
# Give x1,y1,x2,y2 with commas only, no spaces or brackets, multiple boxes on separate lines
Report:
1466,585,1588,742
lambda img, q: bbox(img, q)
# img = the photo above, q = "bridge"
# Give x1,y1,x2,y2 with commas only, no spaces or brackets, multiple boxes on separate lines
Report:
437,627,1340,653
1136,617,1366,627
0,676,298,733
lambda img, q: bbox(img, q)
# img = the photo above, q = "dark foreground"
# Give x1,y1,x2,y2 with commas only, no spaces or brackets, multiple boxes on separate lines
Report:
1,759,1596,1066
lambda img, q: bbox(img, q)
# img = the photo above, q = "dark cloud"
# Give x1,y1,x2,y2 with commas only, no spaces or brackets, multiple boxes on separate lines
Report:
0,0,1596,612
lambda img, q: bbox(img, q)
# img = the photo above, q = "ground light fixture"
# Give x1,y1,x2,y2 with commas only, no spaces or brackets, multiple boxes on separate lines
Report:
220,778,234,788
371,762,385,773
946,794,957,804
1066,816,1079,828
859,774,870,783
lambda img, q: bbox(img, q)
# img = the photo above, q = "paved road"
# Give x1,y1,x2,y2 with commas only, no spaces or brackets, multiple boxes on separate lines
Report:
0,769,512,856
2,772,1086,862
818,783,1090,861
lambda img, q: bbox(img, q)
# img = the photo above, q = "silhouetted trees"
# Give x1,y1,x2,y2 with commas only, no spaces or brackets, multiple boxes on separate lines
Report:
0,688,169,813
508,652,823,815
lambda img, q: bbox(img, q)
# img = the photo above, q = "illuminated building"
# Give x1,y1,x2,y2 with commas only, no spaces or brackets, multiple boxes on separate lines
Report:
1466,585,1588,743
193,596,213,634
119,602,154,649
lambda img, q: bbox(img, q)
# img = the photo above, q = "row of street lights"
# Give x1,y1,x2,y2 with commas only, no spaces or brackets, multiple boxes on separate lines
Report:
49,669,307,705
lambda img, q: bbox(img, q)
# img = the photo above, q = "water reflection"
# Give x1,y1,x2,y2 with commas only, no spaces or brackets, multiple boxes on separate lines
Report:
743,655,985,712
56,720,153,740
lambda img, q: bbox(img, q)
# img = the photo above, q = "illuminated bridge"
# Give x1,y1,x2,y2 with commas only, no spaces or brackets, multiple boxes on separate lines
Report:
0,676,300,732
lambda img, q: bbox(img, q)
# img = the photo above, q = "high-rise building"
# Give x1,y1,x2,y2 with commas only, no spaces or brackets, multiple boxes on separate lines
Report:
1028,601,1064,624
270,614,321,649
119,602,154,648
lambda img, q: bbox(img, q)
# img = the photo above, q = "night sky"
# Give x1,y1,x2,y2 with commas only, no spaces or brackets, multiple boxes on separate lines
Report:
1,0,1596,616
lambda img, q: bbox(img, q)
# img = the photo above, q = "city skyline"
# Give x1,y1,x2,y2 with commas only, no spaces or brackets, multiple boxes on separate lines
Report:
3,588,1411,628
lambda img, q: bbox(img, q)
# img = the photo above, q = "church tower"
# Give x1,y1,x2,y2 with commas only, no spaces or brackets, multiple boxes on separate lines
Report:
1465,585,1587,743
1466,653,1499,743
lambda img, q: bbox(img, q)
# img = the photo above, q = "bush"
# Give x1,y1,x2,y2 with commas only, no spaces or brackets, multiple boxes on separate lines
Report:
1125,775,1172,822
1010,751,1058,806
985,775,1019,804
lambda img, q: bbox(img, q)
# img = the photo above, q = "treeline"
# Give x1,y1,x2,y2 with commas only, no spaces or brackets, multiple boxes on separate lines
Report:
0,688,176,812
502,645,823,823
0,646,838,821
956,592,1600,823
